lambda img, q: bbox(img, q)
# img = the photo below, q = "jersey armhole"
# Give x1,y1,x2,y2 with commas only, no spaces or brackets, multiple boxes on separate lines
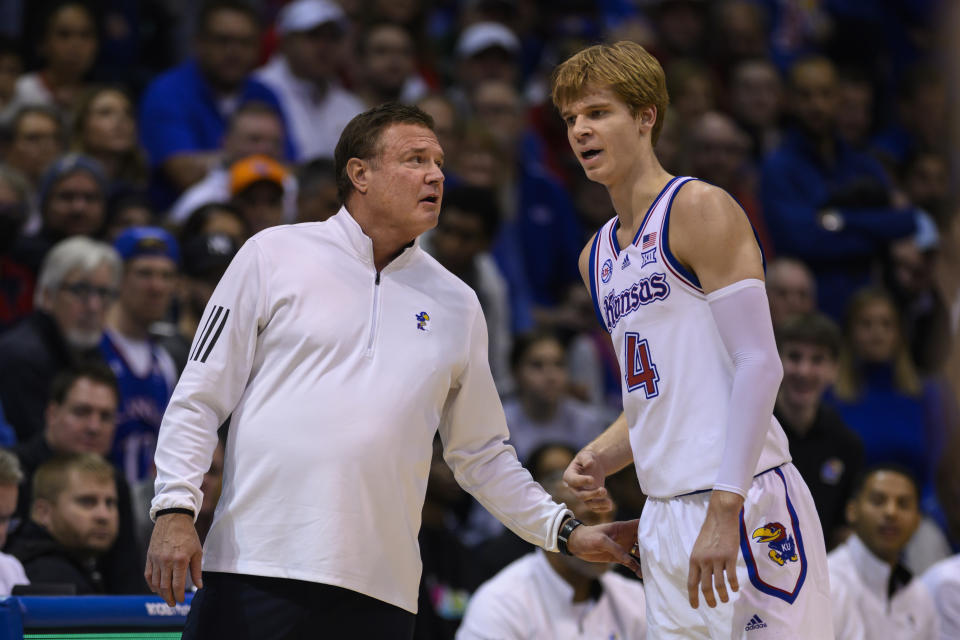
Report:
660,179,767,289
659,178,704,293
587,230,608,332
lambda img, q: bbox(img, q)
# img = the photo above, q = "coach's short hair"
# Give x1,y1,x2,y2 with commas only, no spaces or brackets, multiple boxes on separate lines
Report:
551,41,670,145
334,102,435,204
35,236,122,308
775,312,842,360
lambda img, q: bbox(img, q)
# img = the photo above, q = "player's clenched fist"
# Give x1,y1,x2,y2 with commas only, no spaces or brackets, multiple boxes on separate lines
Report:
563,449,613,512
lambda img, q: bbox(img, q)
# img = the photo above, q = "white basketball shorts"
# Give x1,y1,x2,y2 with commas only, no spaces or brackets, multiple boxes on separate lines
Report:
635,463,834,639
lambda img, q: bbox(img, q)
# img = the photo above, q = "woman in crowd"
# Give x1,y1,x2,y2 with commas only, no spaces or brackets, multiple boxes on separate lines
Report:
71,86,148,191
13,3,98,121
830,287,957,502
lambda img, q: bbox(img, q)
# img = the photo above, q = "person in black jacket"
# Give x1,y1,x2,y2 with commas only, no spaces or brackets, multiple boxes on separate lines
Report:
774,312,864,549
11,363,145,593
7,453,119,594
0,236,120,442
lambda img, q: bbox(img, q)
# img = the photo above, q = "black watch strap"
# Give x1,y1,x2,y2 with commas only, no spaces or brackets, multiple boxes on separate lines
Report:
557,517,583,556
156,507,195,518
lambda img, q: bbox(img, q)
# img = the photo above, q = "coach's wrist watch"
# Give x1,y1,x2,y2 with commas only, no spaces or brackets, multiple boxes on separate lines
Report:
156,507,195,518
557,517,583,556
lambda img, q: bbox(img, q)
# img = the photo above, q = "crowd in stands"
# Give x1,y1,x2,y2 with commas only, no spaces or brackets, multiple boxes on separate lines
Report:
0,0,956,637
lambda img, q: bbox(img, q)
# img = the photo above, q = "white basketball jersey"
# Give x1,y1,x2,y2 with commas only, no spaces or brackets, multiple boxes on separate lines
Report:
588,176,791,498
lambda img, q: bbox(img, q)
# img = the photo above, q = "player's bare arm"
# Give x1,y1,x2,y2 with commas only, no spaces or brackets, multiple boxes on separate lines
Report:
668,180,764,291
577,235,595,289
670,181,776,609
570,236,634,511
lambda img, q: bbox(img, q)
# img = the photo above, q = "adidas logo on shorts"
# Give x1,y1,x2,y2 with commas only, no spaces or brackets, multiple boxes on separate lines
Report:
745,614,768,631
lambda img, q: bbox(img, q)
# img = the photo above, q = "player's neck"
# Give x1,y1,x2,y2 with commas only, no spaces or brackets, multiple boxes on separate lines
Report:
609,158,672,241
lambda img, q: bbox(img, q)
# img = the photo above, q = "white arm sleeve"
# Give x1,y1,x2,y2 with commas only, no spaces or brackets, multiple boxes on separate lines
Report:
439,303,571,551
707,279,783,497
150,239,267,520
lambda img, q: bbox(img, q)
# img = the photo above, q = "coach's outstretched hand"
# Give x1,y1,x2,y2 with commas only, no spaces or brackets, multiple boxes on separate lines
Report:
145,513,204,606
563,449,613,512
567,519,642,577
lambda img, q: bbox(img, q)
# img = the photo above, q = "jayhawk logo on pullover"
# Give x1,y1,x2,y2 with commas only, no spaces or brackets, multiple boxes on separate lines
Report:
416,311,430,331
752,522,799,566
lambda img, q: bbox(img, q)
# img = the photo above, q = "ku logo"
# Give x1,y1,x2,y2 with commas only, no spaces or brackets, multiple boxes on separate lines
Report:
752,522,798,566
416,311,430,331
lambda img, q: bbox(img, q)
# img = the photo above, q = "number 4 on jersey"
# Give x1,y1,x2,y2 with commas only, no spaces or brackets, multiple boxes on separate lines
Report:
624,333,660,398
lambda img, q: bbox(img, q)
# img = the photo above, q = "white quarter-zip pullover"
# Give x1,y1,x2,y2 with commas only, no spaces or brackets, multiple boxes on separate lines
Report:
151,208,570,613
829,535,939,640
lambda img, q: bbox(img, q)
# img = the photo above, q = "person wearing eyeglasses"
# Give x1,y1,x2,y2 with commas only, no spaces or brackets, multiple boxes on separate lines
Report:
0,236,120,442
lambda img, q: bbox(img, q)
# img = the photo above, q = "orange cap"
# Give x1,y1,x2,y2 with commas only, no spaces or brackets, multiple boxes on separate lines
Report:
229,155,289,195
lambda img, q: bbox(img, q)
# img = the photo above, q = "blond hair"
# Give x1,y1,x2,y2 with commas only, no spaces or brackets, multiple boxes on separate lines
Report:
33,453,114,506
834,288,921,401
551,41,670,145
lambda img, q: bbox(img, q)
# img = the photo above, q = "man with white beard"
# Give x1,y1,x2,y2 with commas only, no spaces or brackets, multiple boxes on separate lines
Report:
0,237,120,441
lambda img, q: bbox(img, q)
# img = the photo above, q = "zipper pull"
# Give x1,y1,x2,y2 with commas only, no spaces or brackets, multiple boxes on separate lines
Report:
375,272,381,285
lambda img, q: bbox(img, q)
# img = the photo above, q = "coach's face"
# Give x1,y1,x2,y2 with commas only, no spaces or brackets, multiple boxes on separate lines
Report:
366,123,444,240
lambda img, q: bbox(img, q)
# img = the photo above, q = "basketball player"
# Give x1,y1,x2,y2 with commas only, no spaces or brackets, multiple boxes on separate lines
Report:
553,42,833,638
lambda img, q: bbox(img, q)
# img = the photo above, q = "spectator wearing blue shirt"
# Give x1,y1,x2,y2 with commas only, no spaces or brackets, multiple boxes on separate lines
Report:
760,56,916,318
139,0,293,209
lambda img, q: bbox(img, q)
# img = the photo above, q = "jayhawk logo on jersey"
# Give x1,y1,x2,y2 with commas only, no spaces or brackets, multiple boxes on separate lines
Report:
416,311,430,331
752,522,798,566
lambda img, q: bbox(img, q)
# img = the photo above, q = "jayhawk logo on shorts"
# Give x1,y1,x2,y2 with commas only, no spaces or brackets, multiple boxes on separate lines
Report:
416,311,430,331
752,522,798,566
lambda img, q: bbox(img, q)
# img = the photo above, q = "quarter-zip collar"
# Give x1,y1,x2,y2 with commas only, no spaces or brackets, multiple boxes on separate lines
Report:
329,207,421,273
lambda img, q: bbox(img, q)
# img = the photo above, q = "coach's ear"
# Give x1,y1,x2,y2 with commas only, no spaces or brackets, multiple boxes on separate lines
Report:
346,158,370,195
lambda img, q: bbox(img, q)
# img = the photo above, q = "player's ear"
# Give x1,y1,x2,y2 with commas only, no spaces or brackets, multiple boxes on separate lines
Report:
346,158,369,195
637,105,657,135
